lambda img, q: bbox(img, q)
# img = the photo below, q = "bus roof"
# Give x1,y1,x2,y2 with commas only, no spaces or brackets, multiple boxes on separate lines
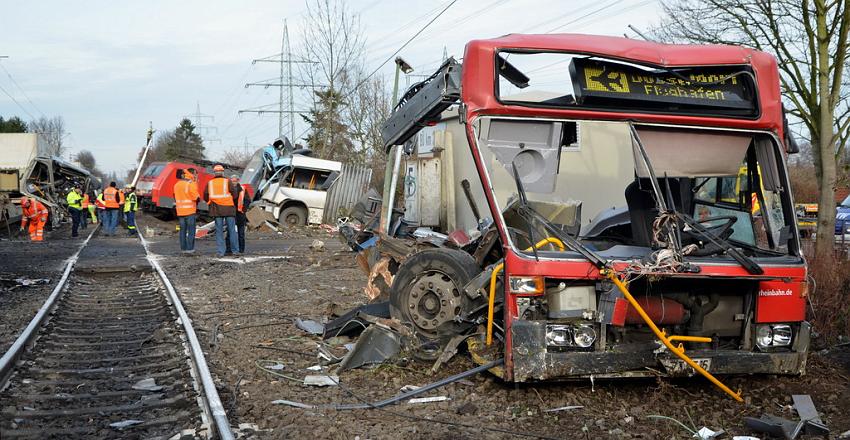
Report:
462,34,783,135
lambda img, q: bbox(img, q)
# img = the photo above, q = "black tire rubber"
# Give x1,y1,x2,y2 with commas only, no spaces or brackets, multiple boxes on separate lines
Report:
279,206,307,226
389,248,483,361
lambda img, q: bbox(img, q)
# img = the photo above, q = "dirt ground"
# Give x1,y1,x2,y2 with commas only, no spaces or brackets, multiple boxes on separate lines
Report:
0,222,94,353
1,214,848,439
137,215,850,440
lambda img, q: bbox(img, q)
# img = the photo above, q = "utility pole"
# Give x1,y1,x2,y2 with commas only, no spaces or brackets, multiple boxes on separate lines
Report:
239,20,317,141
185,101,220,144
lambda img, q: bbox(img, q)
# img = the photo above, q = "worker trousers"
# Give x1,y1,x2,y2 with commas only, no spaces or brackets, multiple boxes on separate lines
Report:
103,209,119,235
178,214,196,251
126,211,136,235
88,206,97,223
70,208,82,237
214,216,239,257
27,219,45,241
225,215,246,254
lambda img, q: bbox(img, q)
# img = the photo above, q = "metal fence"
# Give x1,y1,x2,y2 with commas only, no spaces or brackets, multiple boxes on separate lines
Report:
323,163,373,224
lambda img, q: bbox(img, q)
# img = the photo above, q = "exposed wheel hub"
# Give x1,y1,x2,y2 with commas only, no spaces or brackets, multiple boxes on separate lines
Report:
407,271,464,331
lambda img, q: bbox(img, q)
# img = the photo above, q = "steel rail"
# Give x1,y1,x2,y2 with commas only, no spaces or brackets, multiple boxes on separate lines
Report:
139,233,234,440
0,226,97,388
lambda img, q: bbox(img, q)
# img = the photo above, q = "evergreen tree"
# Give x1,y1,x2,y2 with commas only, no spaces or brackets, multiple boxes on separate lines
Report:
301,89,354,160
0,115,28,133
162,118,205,161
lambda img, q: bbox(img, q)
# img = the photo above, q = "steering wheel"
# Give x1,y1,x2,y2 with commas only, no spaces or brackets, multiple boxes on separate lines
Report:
693,215,738,239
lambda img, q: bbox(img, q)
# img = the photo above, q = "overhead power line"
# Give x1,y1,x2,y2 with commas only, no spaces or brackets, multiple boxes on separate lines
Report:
0,82,35,120
0,61,44,118
351,0,458,99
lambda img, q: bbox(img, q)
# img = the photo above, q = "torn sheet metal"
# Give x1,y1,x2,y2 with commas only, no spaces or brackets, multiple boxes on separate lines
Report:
337,325,401,372
430,334,468,373
364,256,393,301
303,375,339,387
295,318,325,335
131,378,163,392
322,301,391,339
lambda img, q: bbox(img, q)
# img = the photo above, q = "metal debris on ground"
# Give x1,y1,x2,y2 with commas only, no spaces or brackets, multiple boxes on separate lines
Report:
168,428,198,440
431,334,468,373
407,396,450,404
271,399,316,409
303,375,339,387
109,419,144,429
337,324,401,372
294,318,324,335
693,426,725,439
322,301,391,339
543,405,584,413
741,394,829,440
131,377,163,391
0,275,50,291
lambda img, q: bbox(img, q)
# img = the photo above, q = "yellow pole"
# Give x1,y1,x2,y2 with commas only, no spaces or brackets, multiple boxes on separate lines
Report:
603,270,743,402
485,237,565,345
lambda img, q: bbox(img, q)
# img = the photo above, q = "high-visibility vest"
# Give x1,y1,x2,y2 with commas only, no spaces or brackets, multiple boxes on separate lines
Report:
751,192,761,215
95,193,106,209
103,187,121,208
21,200,48,225
124,193,138,212
236,184,248,212
174,180,200,216
66,191,83,209
207,177,234,207
82,194,90,208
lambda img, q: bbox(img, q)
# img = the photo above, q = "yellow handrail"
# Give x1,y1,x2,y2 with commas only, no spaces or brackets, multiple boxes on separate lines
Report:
601,269,743,402
485,237,565,345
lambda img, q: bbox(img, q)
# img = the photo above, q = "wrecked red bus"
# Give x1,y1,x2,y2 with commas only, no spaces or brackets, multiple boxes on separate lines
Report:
372,34,807,396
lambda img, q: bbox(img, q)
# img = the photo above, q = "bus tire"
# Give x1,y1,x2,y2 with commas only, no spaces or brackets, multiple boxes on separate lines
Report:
389,248,482,361
278,205,307,226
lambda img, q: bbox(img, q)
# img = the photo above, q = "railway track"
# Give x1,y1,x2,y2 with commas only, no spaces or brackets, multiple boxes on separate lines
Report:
0,229,233,439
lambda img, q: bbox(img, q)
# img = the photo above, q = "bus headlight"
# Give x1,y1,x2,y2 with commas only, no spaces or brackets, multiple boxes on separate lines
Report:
573,325,597,348
545,324,597,349
755,324,793,349
509,276,544,294
545,325,571,346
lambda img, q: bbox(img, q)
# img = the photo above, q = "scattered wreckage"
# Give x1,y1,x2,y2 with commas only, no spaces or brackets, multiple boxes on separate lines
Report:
337,34,810,402
0,133,95,233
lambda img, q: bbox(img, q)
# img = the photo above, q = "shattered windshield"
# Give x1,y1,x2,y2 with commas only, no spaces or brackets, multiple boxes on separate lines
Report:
473,117,793,259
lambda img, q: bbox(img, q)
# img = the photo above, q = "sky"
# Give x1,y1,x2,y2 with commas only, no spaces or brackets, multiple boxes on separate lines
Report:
0,0,661,175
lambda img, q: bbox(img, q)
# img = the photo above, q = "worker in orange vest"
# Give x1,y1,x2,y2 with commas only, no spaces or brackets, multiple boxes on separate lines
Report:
225,174,250,254
203,164,241,257
20,197,48,242
174,169,200,253
102,181,125,236
80,191,90,230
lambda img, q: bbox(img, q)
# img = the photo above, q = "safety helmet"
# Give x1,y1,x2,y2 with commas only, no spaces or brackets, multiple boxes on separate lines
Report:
229,175,240,182
23,198,31,208
213,164,225,172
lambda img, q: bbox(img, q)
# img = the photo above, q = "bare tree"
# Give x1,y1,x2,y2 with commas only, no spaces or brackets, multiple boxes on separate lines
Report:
73,150,103,178
652,0,850,260
220,148,254,168
298,0,365,158
30,116,67,157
